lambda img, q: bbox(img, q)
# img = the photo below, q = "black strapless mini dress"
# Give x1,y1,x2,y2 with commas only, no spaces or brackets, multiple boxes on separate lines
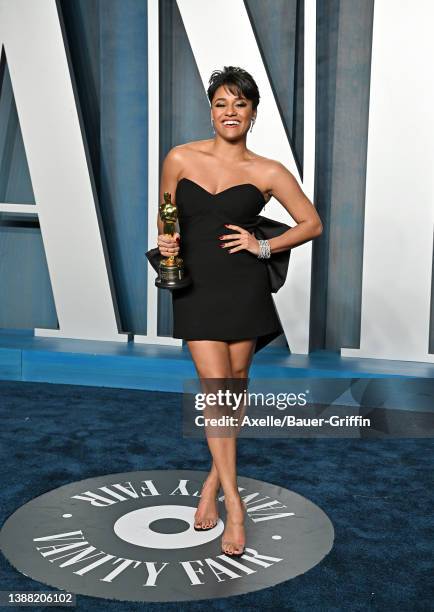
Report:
171,177,284,353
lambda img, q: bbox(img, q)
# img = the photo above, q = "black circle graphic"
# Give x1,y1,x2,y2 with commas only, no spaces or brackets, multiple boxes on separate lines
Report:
149,518,190,534
0,470,334,602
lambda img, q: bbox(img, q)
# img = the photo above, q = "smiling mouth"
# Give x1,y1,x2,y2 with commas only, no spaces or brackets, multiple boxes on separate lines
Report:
222,121,241,128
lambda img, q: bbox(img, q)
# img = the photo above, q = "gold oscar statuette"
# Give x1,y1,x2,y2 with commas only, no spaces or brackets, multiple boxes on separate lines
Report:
156,191,191,289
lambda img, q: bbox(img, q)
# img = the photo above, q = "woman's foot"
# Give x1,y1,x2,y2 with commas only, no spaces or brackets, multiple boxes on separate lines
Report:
194,476,220,530
221,495,246,556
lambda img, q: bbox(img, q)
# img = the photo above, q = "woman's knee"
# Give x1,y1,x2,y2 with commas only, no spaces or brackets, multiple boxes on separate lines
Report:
231,367,249,378
197,366,233,379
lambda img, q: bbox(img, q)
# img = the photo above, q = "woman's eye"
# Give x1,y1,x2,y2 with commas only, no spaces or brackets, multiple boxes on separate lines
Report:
215,103,247,107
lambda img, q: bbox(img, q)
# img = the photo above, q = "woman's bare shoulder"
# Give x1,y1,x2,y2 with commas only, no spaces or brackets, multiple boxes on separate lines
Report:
172,139,213,156
162,140,213,183
246,151,284,178
164,139,210,164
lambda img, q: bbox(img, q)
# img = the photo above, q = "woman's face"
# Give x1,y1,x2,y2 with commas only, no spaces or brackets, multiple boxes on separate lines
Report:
210,84,256,139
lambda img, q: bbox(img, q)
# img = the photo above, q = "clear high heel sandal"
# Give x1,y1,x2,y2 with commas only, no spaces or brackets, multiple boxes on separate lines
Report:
221,499,247,557
193,485,220,531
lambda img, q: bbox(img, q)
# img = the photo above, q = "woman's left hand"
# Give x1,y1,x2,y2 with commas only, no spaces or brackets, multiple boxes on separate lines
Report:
219,224,260,256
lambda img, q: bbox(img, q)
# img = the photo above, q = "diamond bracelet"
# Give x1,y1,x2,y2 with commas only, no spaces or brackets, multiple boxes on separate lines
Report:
257,239,271,259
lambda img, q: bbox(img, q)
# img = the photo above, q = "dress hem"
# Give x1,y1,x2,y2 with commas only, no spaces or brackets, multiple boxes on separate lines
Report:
172,325,283,354
172,327,282,343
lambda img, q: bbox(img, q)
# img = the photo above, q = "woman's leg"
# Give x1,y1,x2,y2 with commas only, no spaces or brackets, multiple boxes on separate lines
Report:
187,338,256,553
187,340,232,530
218,338,256,554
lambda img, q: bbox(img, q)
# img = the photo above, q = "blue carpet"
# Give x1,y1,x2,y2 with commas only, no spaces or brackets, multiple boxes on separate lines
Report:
0,380,433,611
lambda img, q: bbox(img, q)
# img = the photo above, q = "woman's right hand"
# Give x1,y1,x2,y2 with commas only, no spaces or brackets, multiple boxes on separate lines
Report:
158,231,180,257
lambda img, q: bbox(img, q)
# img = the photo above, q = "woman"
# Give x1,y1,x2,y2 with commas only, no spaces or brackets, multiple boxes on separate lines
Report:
157,66,323,557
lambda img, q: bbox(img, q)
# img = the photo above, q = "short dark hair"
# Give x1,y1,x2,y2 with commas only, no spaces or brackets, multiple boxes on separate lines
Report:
207,66,260,111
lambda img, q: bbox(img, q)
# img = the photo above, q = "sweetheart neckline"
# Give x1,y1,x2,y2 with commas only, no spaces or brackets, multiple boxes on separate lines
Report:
177,177,265,203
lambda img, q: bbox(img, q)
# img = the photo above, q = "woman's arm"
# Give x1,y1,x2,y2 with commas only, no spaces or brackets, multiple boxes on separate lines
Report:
157,147,184,257
265,161,323,254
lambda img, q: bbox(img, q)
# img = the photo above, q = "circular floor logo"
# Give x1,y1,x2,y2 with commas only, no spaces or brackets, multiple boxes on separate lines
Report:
0,470,334,602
